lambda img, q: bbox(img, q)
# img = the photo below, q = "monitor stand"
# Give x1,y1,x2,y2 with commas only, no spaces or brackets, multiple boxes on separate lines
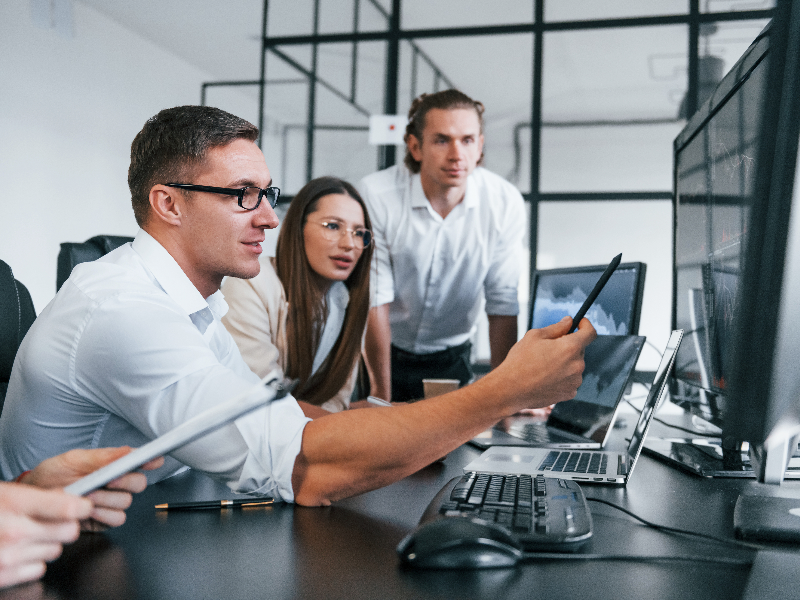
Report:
734,432,800,543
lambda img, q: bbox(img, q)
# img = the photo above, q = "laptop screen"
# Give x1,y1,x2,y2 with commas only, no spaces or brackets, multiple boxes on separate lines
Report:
546,335,645,442
530,263,646,335
626,330,684,466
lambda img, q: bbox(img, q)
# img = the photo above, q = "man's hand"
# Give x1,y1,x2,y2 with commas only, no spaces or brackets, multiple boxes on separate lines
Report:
493,316,596,412
20,447,164,531
0,483,91,589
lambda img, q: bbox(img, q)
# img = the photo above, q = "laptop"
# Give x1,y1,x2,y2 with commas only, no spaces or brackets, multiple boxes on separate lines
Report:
464,330,684,485
471,335,645,450
529,262,646,334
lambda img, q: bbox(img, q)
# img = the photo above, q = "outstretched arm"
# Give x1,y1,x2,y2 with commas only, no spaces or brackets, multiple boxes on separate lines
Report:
292,316,596,506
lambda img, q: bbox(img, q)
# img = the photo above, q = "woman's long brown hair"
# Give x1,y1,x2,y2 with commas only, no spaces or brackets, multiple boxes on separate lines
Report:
274,176,373,405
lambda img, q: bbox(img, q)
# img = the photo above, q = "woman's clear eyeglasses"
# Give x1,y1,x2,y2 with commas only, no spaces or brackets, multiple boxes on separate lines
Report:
310,220,372,248
164,183,280,210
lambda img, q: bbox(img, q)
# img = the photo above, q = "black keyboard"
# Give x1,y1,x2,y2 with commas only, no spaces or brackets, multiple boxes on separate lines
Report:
539,450,610,474
419,472,593,551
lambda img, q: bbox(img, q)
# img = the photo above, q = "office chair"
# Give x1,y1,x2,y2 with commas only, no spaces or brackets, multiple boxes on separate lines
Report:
56,234,133,291
0,260,36,416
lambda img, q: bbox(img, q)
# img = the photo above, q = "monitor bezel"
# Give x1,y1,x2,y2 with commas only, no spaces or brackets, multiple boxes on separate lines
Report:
528,261,646,335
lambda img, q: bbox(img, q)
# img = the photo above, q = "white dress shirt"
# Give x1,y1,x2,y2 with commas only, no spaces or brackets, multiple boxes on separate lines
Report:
358,165,525,353
0,230,310,501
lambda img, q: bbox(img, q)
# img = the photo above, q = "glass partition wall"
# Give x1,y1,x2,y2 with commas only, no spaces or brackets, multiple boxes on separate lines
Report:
202,0,773,368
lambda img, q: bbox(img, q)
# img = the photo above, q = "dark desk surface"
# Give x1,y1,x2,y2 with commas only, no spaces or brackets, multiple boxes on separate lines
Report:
5,415,800,600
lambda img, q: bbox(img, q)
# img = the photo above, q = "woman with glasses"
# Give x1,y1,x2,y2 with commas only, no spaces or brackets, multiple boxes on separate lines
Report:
222,176,373,412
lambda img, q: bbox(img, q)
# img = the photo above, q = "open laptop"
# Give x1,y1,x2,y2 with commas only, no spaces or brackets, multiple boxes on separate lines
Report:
529,262,646,334
464,330,683,485
471,335,645,449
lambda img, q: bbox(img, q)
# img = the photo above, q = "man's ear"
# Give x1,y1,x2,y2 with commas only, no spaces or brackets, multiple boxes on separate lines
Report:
148,185,185,227
407,133,423,163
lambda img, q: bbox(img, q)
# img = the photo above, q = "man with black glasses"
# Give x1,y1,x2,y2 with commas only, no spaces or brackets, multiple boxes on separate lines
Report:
358,89,526,403
0,105,594,507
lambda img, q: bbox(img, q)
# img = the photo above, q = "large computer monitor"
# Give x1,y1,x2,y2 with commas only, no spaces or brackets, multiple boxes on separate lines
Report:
724,0,800,541
670,18,770,436
669,0,800,540
528,262,646,335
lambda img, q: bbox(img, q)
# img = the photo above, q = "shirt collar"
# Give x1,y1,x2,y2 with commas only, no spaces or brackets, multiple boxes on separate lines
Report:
409,171,479,211
327,280,350,309
131,229,223,317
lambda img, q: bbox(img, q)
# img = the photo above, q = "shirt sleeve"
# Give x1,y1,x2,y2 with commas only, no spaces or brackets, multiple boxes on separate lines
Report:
483,185,525,316
357,178,395,308
72,294,309,501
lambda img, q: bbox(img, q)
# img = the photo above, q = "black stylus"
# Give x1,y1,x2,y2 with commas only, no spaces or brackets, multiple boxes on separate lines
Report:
568,253,622,333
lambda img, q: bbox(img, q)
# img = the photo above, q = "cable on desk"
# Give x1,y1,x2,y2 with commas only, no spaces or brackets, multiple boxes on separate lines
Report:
652,418,720,437
624,398,720,438
585,497,764,551
520,552,752,567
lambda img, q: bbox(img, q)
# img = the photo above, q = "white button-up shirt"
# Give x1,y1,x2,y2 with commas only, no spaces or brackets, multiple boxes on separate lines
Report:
358,165,525,353
0,230,309,501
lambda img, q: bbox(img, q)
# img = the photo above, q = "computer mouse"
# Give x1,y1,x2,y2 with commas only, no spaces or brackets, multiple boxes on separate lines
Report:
396,517,524,569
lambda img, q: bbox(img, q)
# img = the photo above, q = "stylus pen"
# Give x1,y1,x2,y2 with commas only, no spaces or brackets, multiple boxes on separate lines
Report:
155,498,275,511
569,253,622,334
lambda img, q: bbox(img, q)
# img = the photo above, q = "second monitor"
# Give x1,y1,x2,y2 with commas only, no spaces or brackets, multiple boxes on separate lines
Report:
529,262,646,335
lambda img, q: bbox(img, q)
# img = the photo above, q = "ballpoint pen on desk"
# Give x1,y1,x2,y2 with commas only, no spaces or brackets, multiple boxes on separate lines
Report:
155,498,276,511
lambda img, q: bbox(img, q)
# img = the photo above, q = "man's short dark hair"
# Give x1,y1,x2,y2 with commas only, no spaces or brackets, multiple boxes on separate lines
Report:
128,106,259,227
403,89,485,174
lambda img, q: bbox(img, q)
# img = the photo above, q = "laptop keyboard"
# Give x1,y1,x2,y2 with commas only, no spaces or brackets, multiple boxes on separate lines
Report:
420,472,592,551
514,423,559,444
538,450,609,474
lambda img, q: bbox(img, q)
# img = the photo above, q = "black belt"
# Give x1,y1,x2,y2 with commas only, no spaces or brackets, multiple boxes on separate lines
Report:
391,340,472,365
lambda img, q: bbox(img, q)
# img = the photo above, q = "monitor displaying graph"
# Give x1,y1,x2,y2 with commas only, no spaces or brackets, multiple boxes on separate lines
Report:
529,263,646,335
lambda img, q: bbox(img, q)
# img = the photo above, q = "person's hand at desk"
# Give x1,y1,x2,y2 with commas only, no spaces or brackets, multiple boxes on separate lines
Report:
0,447,163,589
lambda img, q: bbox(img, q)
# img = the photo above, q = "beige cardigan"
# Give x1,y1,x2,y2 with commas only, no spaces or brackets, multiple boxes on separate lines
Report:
221,256,356,412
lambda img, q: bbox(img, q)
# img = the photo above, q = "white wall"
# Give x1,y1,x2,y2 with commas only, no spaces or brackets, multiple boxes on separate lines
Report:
0,1,254,312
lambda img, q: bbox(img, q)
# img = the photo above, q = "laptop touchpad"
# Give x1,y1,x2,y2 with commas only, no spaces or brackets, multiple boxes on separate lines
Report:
486,454,536,464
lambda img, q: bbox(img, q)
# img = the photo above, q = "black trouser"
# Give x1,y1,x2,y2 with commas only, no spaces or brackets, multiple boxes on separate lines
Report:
390,341,473,403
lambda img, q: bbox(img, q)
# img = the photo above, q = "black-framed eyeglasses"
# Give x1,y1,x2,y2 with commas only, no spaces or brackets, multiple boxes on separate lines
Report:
164,183,280,210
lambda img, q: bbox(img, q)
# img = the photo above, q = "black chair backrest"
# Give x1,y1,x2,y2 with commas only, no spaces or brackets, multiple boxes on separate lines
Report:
0,260,36,415
56,235,133,291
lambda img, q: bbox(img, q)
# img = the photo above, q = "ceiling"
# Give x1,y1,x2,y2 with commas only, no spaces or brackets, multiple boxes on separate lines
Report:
77,0,266,81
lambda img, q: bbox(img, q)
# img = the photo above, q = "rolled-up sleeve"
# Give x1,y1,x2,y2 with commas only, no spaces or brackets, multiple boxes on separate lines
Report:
358,179,396,308
483,187,525,316
233,394,308,501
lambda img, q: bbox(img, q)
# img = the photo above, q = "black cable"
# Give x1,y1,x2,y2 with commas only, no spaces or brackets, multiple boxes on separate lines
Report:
585,497,764,551
624,398,644,414
520,552,752,567
623,398,720,437
652,417,720,437
645,339,665,359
